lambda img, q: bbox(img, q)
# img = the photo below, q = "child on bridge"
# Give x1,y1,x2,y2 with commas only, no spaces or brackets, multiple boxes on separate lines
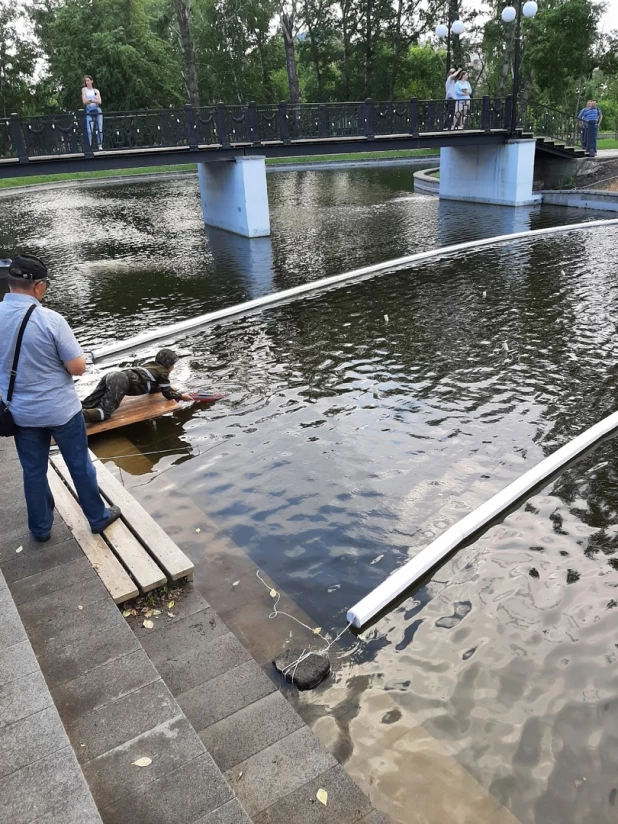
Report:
81,348,192,423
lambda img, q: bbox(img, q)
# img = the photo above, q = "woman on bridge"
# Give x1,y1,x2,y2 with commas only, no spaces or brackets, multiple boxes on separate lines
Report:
82,76,103,150
453,71,472,130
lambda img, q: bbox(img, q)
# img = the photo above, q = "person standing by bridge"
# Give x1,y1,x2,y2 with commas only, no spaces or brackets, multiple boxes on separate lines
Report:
578,100,602,157
82,76,103,150
444,68,460,130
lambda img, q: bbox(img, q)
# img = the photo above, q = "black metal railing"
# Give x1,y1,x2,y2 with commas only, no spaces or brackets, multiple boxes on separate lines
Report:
1,97,514,162
517,101,581,147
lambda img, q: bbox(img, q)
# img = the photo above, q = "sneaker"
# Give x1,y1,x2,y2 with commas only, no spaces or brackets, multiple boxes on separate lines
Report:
98,144,103,151
92,505,122,534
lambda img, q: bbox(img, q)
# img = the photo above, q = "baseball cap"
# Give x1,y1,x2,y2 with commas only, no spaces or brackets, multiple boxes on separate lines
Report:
8,254,50,281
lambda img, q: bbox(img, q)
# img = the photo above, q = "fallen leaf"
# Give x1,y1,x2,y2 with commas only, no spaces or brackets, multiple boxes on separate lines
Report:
384,314,389,322
131,609,137,616
132,757,152,767
151,609,161,616
270,589,277,598
232,581,240,588
78,605,84,610
167,600,175,609
144,609,153,618
143,619,154,629
236,771,243,781
122,609,132,618
317,789,328,806
370,554,384,565
15,546,23,554
313,627,322,634
167,612,177,618
195,528,201,533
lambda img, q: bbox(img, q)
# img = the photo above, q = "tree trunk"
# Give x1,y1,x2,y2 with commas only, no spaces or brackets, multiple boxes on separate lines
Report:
281,7,301,103
364,0,372,97
305,15,322,98
340,1,350,99
174,0,200,106
388,0,403,100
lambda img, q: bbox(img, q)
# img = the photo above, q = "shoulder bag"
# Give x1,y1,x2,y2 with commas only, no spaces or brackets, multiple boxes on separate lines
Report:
0,304,36,437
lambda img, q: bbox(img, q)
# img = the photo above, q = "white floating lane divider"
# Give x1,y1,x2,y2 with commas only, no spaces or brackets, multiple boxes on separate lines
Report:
90,218,618,362
347,409,618,629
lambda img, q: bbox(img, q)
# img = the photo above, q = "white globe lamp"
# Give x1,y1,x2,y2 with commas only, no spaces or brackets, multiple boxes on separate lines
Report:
435,23,448,37
523,1,538,17
452,19,465,35
501,5,516,22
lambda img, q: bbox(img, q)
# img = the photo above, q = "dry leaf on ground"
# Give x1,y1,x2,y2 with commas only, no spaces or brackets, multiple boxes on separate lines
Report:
132,757,152,767
143,619,154,629
317,789,328,806
15,546,23,554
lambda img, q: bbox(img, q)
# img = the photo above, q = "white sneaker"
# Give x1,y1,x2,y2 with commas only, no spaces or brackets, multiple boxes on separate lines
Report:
98,144,103,151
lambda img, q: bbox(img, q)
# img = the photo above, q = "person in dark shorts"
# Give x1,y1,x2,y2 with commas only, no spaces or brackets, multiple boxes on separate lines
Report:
81,348,192,423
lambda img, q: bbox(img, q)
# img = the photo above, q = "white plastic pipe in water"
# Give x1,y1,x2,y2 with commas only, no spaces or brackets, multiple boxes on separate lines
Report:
90,218,618,362
347,410,618,628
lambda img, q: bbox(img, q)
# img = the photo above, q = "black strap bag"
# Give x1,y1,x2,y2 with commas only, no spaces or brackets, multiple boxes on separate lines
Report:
0,304,36,437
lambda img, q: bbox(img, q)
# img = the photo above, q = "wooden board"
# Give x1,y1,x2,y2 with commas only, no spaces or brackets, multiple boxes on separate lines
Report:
85,394,179,437
89,451,194,582
51,455,167,594
47,466,138,604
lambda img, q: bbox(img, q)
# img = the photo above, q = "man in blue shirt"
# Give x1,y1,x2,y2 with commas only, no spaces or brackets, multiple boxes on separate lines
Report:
0,254,120,541
578,100,603,157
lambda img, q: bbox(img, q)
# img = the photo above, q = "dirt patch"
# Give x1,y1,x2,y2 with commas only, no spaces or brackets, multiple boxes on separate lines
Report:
575,157,618,190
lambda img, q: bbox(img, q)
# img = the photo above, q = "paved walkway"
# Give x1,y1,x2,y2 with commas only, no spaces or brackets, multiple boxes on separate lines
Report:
0,437,383,824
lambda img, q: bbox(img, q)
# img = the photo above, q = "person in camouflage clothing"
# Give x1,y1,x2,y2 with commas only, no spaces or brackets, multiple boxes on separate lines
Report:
81,348,191,423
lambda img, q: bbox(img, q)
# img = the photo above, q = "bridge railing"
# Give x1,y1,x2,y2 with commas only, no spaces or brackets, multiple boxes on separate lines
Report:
1,97,511,162
517,101,581,146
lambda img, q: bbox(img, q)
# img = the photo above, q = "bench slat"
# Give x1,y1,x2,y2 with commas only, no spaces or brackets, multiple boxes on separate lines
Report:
51,456,167,593
47,466,138,604
89,452,194,582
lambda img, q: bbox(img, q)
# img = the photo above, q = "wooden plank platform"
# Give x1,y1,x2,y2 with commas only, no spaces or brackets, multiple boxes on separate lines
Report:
47,466,138,604
51,455,167,593
85,394,179,437
89,450,194,582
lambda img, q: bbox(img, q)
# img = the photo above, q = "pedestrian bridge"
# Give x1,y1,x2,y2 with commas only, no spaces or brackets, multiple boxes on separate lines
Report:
0,98,585,236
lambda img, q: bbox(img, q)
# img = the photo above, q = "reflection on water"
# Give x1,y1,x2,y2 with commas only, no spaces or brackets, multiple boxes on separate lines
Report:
0,167,611,349
2,169,618,824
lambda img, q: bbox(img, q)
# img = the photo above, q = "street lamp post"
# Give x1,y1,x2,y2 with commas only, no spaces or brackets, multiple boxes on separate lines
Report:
436,4,465,80
501,0,538,134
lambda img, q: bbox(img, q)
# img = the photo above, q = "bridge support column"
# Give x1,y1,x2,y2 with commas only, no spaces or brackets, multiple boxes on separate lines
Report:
198,156,270,237
439,139,541,207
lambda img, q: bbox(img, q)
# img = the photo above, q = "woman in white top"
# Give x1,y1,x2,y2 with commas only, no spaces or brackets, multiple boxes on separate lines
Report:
453,71,472,129
82,76,103,150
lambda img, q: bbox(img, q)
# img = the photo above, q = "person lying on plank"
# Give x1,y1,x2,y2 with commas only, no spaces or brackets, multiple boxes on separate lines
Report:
81,348,192,423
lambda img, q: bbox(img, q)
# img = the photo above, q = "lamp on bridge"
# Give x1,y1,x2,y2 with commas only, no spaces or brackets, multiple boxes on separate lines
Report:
435,10,466,77
501,0,538,133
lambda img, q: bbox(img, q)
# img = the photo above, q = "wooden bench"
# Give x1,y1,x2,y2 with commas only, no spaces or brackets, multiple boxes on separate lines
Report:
49,451,194,604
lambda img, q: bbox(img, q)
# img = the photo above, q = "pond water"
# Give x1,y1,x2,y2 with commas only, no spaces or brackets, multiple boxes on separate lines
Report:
2,168,618,824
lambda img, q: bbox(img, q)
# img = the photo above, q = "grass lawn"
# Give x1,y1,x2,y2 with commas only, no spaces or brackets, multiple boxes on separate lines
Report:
0,148,439,191
597,137,618,150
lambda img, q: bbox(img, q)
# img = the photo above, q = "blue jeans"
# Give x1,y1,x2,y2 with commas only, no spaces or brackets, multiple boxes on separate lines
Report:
586,122,598,155
86,106,103,146
14,412,109,538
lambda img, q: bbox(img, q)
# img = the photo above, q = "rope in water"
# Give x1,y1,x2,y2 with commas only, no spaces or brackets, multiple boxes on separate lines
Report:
255,570,353,684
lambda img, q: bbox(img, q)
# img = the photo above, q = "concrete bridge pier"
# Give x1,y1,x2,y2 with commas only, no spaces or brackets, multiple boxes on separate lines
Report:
198,156,271,237
439,138,541,207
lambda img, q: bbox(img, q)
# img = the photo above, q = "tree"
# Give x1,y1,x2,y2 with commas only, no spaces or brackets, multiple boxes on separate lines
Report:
174,0,200,105
280,0,301,102
0,4,42,116
31,0,185,111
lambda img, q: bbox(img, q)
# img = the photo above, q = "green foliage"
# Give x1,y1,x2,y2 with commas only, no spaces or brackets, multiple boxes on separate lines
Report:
13,0,618,121
32,0,185,110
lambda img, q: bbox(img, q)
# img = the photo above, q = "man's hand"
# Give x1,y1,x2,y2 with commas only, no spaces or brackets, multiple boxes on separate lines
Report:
181,393,193,401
